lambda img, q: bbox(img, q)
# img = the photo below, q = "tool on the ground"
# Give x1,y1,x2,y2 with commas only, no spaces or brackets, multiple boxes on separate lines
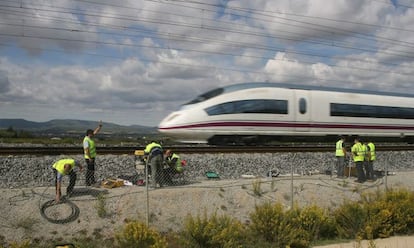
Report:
101,178,124,188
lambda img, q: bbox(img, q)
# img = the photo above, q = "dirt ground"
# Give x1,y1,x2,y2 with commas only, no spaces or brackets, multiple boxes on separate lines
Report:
313,235,414,248
1,171,414,247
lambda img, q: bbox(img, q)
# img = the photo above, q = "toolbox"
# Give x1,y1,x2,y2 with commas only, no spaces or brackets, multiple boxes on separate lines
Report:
206,171,220,179
101,178,124,188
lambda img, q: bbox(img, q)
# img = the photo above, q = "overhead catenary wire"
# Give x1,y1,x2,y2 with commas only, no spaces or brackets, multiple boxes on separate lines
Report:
0,0,413,88
1,20,412,78
0,11,413,79
2,0,414,58
2,0,414,56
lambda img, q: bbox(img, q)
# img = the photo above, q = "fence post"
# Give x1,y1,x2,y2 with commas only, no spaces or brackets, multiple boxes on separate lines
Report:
145,158,149,226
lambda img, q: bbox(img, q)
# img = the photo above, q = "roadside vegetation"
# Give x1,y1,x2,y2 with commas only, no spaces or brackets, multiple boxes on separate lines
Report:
0,127,169,146
2,187,414,248
0,127,34,140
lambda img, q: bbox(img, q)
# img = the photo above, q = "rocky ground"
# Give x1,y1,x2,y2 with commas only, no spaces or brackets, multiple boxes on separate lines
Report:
1,151,413,188
1,151,414,247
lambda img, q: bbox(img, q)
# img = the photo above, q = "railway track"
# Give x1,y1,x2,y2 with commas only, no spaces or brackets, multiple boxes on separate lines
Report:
1,144,414,155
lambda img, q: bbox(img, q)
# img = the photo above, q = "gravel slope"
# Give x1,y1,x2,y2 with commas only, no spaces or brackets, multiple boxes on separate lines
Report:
1,151,414,247
1,151,413,188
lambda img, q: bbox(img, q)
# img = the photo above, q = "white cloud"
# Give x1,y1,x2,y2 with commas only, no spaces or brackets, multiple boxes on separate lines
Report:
0,0,413,126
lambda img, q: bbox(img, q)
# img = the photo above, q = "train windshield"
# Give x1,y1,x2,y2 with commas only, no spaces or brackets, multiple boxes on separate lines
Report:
185,88,224,105
183,83,274,106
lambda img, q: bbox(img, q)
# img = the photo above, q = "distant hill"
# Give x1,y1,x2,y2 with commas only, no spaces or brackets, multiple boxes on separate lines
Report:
0,119,157,135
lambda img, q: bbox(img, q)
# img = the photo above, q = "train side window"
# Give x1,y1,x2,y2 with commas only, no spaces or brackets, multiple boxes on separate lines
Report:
330,103,414,119
205,99,288,115
299,98,307,114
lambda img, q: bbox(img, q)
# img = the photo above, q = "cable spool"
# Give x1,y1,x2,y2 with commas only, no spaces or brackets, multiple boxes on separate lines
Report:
40,199,80,224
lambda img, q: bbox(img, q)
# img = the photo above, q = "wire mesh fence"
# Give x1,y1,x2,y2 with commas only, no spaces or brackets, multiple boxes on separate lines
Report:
0,151,413,243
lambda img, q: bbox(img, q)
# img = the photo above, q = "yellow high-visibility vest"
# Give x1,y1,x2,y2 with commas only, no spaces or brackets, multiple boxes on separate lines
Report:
83,136,96,159
336,140,345,157
368,142,376,161
52,159,75,175
351,142,364,162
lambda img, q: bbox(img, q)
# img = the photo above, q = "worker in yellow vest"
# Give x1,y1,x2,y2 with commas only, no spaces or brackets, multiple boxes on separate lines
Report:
366,140,376,181
52,158,83,203
351,136,366,183
335,136,347,178
144,141,164,188
83,121,102,186
163,149,184,185
165,149,184,173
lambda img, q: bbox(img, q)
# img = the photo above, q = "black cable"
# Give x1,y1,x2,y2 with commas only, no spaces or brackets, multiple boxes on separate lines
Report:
40,198,80,224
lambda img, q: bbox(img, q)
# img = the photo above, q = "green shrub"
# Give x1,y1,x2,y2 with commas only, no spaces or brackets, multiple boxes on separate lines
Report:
249,202,307,247
294,205,333,242
7,240,31,248
333,200,367,239
333,188,414,240
382,188,414,235
115,221,167,248
362,188,414,239
249,203,335,247
181,212,248,248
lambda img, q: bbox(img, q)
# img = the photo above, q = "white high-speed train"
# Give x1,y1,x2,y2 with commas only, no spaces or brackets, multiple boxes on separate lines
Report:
158,82,414,145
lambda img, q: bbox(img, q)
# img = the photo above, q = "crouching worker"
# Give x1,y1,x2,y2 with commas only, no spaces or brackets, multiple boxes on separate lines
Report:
164,150,185,185
165,150,184,173
52,158,83,203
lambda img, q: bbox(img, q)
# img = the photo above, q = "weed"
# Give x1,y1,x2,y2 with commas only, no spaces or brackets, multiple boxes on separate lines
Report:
115,220,167,248
294,183,305,194
12,217,38,232
270,180,276,191
283,192,291,202
252,179,262,197
94,193,107,218
8,239,31,248
338,179,349,188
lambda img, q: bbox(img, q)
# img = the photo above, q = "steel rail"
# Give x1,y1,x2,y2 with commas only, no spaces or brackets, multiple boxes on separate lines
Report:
1,145,413,155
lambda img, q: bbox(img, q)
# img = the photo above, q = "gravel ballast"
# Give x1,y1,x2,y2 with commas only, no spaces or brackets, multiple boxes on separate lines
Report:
1,151,413,188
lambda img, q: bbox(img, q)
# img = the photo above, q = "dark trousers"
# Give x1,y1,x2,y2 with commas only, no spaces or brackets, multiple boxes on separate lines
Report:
355,161,366,183
85,158,96,186
336,156,345,177
365,161,374,180
163,167,177,185
54,169,77,195
149,154,164,187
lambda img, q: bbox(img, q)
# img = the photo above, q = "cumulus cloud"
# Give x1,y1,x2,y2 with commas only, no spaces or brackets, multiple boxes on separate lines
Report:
0,0,413,126
0,72,10,95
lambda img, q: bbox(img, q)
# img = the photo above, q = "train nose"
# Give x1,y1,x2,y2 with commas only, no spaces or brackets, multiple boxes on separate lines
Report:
158,112,181,130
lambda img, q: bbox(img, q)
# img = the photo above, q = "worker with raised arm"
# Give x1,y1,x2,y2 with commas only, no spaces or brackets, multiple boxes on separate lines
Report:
83,120,102,186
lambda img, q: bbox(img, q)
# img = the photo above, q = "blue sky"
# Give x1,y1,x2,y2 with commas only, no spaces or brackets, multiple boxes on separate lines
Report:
0,0,413,127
